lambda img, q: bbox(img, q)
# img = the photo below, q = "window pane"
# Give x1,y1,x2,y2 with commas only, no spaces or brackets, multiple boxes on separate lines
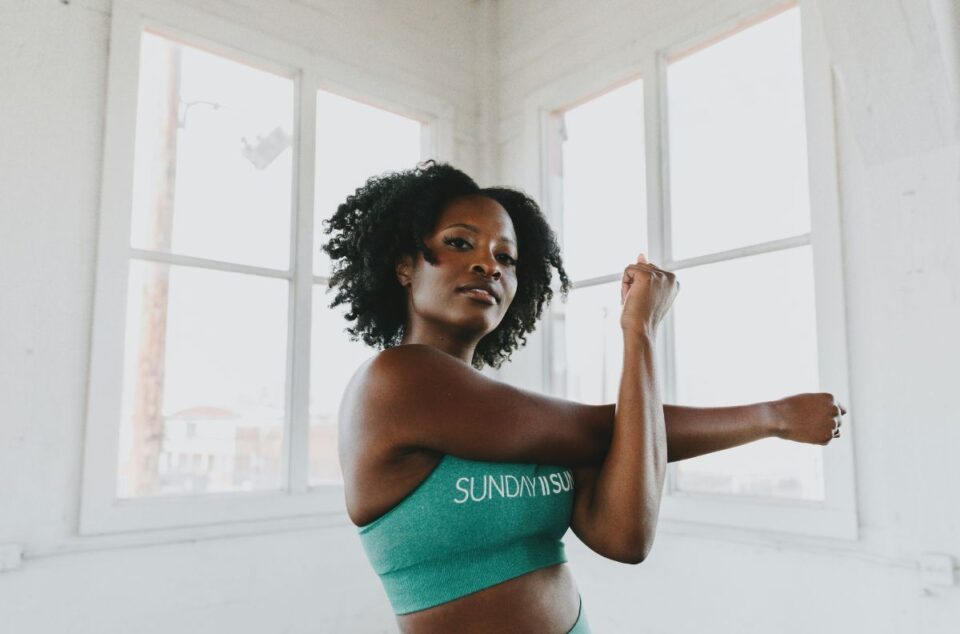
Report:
309,285,378,485
559,78,647,282
314,90,422,277
130,31,294,269
672,245,823,500
552,281,625,405
666,6,810,260
116,260,288,498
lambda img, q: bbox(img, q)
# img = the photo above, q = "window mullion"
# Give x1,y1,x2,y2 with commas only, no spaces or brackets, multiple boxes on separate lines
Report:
286,69,318,495
646,50,680,493
541,110,565,396
649,51,670,268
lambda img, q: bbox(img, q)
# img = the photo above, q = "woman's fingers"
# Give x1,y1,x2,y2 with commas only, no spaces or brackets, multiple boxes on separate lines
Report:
634,253,677,278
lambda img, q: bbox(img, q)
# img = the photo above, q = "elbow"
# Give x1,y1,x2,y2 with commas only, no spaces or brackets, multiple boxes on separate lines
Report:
622,544,650,565
611,535,652,565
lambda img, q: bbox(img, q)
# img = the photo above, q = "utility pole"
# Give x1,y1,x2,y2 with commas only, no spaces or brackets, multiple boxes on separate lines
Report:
128,42,181,497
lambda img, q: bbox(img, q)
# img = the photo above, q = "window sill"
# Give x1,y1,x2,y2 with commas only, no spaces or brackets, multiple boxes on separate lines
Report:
38,506,354,563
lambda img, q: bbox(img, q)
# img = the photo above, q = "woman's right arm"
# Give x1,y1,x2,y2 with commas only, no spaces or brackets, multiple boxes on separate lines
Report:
569,329,667,562
566,253,677,562
349,342,614,466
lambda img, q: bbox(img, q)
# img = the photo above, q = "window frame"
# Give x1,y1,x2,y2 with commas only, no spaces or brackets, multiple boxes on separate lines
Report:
80,0,454,536
530,0,858,540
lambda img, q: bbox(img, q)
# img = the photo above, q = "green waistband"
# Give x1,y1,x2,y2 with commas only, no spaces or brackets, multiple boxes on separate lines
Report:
380,535,567,615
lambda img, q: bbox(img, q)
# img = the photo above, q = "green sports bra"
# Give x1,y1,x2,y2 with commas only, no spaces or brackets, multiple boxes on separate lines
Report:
357,453,575,615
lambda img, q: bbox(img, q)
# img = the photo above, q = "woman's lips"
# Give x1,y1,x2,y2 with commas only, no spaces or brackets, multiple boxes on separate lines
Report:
459,288,497,305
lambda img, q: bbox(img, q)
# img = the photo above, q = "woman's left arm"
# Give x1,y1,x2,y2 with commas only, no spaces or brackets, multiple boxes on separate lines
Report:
662,401,779,461
587,396,844,464
572,394,846,560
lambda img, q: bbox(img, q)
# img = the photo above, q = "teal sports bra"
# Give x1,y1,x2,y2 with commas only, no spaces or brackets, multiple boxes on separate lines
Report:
357,453,575,615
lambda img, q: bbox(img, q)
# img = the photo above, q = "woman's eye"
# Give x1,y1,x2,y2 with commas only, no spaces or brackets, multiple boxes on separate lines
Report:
444,237,470,248
444,237,516,265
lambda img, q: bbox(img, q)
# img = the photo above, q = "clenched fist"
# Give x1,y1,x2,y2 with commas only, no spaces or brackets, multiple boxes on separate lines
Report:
771,393,847,445
620,253,680,336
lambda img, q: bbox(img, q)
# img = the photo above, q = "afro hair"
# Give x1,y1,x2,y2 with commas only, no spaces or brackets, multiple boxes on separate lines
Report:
319,159,571,370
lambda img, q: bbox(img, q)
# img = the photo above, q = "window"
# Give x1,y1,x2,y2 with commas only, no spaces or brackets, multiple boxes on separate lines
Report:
81,0,447,534
666,5,821,501
546,77,646,405
116,31,294,500
542,2,856,539
309,90,421,485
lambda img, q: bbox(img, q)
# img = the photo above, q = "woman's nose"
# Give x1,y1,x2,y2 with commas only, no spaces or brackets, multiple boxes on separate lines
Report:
472,257,501,279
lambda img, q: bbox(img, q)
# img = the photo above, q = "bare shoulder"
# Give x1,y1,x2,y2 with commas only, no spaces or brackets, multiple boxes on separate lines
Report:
338,345,443,439
337,348,417,467
366,342,469,384
338,348,444,527
339,344,455,457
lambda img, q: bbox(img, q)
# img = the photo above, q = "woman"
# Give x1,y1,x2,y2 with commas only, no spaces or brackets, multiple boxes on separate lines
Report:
322,160,846,633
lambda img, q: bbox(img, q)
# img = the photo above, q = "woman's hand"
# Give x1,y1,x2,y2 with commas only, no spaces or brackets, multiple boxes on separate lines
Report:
770,393,847,445
620,253,680,335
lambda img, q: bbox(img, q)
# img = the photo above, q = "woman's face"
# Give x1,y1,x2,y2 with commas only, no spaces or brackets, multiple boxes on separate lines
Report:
396,195,519,337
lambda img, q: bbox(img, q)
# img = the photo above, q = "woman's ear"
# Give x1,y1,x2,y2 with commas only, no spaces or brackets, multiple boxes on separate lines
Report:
395,254,413,288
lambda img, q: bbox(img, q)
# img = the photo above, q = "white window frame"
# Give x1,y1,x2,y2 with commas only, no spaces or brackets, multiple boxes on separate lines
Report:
80,0,455,536
529,0,858,541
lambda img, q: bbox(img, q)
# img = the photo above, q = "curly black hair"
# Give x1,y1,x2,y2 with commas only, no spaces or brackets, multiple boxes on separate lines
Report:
319,159,571,370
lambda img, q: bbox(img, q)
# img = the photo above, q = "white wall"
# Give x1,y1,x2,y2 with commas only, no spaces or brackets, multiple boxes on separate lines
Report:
495,1,960,632
0,1,484,632
1,0,958,632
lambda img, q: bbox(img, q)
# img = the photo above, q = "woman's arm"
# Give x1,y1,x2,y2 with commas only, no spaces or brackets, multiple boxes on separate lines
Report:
588,400,779,464
589,397,839,463
569,397,775,562
572,393,844,563
662,401,778,461
570,330,667,564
